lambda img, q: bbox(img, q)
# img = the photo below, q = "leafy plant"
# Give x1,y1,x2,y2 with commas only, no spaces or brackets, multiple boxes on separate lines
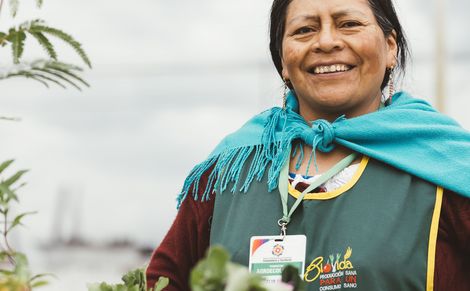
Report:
190,246,304,291
0,0,91,90
0,160,51,291
91,246,305,291
0,0,92,289
280,266,305,291
87,269,169,291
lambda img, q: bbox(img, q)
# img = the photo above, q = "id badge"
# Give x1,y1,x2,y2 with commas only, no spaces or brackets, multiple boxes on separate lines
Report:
249,235,306,285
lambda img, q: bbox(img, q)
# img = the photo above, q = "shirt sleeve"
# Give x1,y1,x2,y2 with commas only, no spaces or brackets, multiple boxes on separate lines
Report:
145,176,215,291
435,189,470,290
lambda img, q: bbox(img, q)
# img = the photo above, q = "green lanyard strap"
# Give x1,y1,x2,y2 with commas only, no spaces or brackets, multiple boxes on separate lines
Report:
277,151,358,238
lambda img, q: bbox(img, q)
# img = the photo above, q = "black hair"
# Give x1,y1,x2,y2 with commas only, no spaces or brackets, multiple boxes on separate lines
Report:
269,0,410,90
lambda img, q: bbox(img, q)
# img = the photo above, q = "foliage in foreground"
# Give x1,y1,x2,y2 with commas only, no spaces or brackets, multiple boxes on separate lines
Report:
0,0,91,90
87,268,169,291
0,160,51,291
89,246,306,291
0,1,92,289
190,246,305,291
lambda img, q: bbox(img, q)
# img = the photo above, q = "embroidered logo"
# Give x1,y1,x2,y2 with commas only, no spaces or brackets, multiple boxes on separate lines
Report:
304,247,358,290
271,244,284,257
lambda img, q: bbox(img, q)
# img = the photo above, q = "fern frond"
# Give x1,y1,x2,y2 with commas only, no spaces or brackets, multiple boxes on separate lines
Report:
7,29,26,64
32,68,81,90
39,60,82,71
9,0,19,17
20,71,67,88
7,71,50,88
28,31,57,60
1,60,89,90
46,63,89,87
29,25,92,68
31,72,67,89
33,60,89,86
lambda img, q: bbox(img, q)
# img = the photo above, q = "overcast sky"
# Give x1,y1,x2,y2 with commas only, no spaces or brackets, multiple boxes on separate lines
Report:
1,0,469,249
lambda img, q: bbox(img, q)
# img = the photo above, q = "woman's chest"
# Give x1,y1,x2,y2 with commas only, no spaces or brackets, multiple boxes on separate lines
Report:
210,159,441,291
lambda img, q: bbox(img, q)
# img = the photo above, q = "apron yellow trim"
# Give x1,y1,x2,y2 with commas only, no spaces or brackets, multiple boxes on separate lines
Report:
288,156,369,200
426,187,443,291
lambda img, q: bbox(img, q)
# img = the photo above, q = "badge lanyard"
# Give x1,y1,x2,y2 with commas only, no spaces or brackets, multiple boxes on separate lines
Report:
277,150,358,239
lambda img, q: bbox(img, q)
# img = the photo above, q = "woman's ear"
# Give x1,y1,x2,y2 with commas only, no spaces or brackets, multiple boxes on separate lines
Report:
386,30,398,67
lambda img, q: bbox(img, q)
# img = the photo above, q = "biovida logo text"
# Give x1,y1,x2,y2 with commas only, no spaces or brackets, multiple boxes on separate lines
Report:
304,247,358,290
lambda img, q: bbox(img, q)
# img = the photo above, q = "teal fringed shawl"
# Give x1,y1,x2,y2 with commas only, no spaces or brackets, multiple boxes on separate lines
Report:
177,91,470,207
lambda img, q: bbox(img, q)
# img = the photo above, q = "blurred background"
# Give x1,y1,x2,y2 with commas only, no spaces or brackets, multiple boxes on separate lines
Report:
0,0,469,290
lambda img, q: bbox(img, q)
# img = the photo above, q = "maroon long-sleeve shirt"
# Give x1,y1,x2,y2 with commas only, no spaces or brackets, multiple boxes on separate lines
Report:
146,173,470,291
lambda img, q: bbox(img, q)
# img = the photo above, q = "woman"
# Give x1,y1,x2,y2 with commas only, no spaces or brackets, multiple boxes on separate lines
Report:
147,0,470,290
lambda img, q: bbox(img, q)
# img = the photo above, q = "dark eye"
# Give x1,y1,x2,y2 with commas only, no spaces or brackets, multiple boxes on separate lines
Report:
294,27,315,35
341,21,361,28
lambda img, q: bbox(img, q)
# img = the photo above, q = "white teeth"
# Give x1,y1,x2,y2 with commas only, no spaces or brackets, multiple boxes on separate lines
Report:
313,64,351,74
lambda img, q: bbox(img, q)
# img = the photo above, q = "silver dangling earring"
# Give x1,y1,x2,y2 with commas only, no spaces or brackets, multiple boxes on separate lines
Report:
388,66,395,103
282,79,289,110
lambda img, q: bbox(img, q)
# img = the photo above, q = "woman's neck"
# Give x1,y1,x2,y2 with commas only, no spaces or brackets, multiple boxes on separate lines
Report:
297,94,382,122
289,142,357,176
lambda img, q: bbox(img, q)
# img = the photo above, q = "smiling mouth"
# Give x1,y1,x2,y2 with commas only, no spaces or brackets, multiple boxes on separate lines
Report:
308,64,354,75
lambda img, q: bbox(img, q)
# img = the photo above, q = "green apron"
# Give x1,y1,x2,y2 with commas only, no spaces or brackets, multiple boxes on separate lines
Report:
210,156,442,291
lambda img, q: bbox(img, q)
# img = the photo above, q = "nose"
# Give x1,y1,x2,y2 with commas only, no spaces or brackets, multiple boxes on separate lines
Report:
312,25,343,53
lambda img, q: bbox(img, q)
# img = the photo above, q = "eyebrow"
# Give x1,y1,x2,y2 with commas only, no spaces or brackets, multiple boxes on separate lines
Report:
287,9,369,25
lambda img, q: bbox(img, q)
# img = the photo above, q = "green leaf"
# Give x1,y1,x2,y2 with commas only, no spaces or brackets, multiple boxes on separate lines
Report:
4,169,28,187
31,280,49,288
36,0,43,8
225,263,266,291
10,72,50,88
281,265,306,291
190,246,230,291
0,183,19,202
7,211,37,233
8,29,26,64
12,182,27,192
0,160,14,174
30,272,56,282
0,269,15,276
32,68,80,90
29,31,58,60
45,64,90,87
13,252,29,266
0,32,7,45
0,207,7,214
87,282,114,291
29,24,92,68
12,252,32,282
88,268,150,291
9,0,19,17
29,71,68,89
121,268,145,289
2,60,90,90
153,277,169,291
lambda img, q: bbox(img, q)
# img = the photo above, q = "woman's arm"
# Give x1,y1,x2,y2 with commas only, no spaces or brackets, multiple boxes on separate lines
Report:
146,181,215,290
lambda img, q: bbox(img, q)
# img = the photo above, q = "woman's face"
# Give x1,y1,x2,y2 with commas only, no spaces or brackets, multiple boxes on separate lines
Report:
281,0,398,120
